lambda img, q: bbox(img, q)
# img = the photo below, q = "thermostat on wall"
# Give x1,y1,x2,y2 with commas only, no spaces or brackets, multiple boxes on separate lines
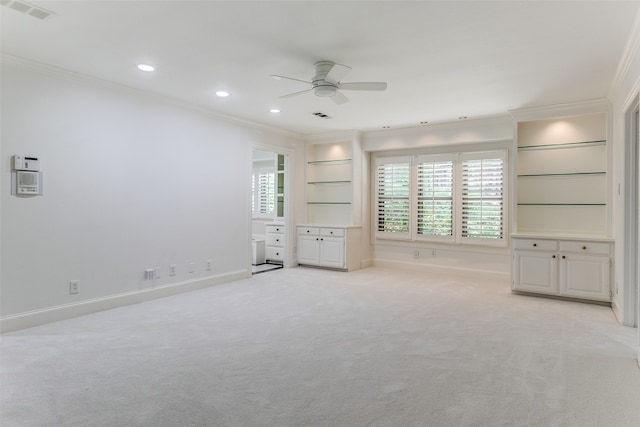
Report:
13,155,40,171
11,154,42,196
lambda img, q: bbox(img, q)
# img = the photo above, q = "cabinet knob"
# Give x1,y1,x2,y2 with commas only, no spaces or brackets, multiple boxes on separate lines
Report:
316,238,319,241
582,246,587,250
276,228,280,232
552,255,556,259
321,238,324,241
276,239,280,242
330,231,333,235
307,230,310,233
533,243,537,247
562,255,566,259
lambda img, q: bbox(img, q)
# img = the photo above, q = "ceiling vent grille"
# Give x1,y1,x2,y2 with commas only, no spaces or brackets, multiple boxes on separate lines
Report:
1,0,54,20
312,112,332,119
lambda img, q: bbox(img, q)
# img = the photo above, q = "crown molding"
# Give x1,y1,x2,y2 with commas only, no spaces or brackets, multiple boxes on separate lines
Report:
0,53,302,140
509,98,611,122
609,9,640,98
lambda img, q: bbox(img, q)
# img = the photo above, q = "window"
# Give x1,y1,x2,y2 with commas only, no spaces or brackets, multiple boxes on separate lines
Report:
252,169,275,217
376,157,411,239
417,155,454,239
375,150,506,245
460,153,504,240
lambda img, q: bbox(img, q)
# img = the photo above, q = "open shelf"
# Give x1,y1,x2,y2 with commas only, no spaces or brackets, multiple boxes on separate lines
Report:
518,140,606,150
307,158,351,165
518,172,605,177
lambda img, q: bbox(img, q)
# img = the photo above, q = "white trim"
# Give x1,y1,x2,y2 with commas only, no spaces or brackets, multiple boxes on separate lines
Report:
0,270,249,333
609,10,640,99
509,99,610,122
1,53,301,140
373,258,510,281
622,97,639,327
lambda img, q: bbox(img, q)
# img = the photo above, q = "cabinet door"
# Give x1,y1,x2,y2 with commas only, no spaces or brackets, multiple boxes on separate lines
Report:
513,251,558,295
319,237,345,268
297,235,320,265
559,254,610,301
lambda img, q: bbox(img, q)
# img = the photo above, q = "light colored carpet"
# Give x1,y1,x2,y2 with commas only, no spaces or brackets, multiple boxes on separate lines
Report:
1,266,639,426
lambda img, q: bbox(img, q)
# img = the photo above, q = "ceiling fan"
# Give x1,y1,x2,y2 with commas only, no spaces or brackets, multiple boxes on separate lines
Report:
272,61,387,105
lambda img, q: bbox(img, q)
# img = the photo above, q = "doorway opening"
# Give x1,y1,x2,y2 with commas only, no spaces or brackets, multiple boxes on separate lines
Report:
251,149,288,275
623,97,639,328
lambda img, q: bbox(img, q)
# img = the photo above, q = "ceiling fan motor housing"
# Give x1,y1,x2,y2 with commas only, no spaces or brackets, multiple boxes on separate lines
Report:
312,61,339,96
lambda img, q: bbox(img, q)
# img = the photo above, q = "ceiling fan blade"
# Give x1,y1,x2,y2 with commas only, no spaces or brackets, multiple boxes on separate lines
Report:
331,91,349,105
338,82,387,91
271,75,312,85
324,63,351,84
279,88,312,99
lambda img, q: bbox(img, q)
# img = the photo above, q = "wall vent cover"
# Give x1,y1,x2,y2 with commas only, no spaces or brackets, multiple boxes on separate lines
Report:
312,112,332,119
1,0,54,19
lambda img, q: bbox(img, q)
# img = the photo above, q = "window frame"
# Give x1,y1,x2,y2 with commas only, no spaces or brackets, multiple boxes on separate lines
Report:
373,149,508,247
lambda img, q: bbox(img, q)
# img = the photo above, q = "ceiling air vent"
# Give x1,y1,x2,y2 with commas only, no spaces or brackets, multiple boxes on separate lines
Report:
1,0,55,20
312,112,332,119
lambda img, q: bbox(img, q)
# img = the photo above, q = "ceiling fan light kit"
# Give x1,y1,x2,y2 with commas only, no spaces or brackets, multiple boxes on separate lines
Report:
273,61,387,105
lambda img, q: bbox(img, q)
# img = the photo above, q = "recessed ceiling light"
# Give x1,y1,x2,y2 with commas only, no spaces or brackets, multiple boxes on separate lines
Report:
269,108,281,113
216,91,230,97
137,64,154,72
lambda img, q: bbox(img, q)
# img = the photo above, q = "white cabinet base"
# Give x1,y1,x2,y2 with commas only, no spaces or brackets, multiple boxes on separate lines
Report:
297,225,361,271
512,235,612,303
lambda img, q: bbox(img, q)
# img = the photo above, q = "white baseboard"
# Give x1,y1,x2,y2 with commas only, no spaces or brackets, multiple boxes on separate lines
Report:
373,258,510,282
0,269,250,333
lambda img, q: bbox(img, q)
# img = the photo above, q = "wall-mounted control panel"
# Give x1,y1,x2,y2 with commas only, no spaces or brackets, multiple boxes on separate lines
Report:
12,154,42,195
13,155,40,172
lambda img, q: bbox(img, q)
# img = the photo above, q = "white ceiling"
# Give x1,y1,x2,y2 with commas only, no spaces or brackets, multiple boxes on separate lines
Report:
1,0,638,135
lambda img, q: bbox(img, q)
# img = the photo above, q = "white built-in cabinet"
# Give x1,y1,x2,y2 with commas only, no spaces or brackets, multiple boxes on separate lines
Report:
265,223,285,264
297,226,362,271
297,133,363,271
513,236,612,302
510,101,613,303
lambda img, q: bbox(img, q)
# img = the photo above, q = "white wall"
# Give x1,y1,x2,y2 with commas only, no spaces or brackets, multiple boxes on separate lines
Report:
610,14,640,330
0,58,300,329
362,116,513,275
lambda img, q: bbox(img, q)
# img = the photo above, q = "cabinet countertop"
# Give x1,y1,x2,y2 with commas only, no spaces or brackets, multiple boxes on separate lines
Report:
511,233,613,243
297,224,362,229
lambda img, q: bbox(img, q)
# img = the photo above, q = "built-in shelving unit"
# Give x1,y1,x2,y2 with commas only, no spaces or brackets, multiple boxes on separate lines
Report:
305,138,360,225
510,101,613,303
515,114,608,236
276,154,285,218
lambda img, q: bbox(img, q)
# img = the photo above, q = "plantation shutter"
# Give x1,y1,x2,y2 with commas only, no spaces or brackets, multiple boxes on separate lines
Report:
460,151,505,240
416,155,454,239
376,157,411,239
256,170,276,215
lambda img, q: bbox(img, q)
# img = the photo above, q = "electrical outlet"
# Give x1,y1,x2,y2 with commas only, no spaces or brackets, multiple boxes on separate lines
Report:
189,262,195,274
169,264,176,277
413,250,420,259
154,267,161,279
69,280,79,295
145,269,154,280
205,260,212,271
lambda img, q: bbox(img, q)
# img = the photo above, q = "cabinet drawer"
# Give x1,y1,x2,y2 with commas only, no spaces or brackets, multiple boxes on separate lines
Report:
266,247,284,261
559,241,610,255
513,238,557,251
321,228,345,237
266,225,285,234
266,234,284,247
298,227,320,236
